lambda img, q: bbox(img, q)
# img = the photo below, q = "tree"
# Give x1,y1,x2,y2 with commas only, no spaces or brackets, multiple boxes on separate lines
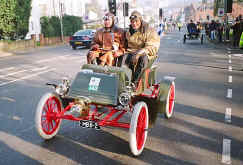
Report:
62,15,83,36
40,16,54,37
0,0,31,39
40,15,83,37
49,16,61,37
15,0,31,38
0,0,17,38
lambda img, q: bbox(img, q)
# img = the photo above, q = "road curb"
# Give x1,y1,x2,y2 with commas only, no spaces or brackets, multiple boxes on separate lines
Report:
0,43,68,58
0,51,14,58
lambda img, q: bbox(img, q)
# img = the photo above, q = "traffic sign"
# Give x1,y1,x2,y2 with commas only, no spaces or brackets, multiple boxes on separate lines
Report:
218,8,224,17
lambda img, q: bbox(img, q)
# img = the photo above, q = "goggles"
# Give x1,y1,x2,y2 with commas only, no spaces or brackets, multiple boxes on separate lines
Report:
129,15,138,20
103,16,113,21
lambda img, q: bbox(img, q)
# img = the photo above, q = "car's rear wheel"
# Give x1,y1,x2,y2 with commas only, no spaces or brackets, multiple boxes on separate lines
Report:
164,82,175,119
129,101,149,156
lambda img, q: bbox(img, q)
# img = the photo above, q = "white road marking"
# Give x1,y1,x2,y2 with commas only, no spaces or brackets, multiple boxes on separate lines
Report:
0,69,29,78
35,59,51,63
225,108,231,123
0,68,56,87
227,89,232,98
228,76,232,83
58,54,72,59
31,66,49,71
35,55,75,63
228,59,231,64
228,55,231,59
228,66,232,72
222,139,231,164
0,67,15,72
232,54,243,57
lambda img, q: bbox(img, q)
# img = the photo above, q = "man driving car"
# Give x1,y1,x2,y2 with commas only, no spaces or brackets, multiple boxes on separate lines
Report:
122,11,160,83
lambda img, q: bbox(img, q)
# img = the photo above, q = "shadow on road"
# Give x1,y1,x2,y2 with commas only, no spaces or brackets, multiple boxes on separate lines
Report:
152,103,243,162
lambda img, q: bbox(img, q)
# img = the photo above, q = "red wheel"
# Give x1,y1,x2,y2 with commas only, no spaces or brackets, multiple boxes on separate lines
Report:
35,93,62,139
129,101,149,156
165,82,175,119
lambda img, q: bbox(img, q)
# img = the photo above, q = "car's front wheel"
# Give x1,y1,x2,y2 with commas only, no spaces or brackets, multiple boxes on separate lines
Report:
35,93,63,140
129,101,149,156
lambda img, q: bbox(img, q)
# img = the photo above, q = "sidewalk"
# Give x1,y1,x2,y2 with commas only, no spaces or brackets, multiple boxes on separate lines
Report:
0,51,13,58
207,36,243,54
0,42,68,58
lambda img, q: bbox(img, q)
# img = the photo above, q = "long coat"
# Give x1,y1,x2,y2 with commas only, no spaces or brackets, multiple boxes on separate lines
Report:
125,21,160,61
91,26,125,56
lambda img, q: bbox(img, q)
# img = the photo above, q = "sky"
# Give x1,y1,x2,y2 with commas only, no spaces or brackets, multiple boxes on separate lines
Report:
137,0,200,8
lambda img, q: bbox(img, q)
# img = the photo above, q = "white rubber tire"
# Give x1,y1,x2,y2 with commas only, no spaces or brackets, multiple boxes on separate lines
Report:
35,92,63,140
165,82,175,119
129,101,149,156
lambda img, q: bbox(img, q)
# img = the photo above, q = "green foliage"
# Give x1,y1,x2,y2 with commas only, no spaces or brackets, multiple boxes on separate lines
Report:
63,15,83,36
0,0,31,39
40,16,54,37
15,0,31,38
40,15,83,37
62,15,83,36
0,0,17,38
49,16,61,37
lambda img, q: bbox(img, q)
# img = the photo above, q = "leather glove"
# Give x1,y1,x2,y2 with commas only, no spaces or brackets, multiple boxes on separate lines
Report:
113,51,120,58
91,44,99,50
89,51,99,61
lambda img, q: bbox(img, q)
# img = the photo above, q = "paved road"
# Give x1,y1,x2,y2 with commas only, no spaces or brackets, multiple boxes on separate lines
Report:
0,31,242,165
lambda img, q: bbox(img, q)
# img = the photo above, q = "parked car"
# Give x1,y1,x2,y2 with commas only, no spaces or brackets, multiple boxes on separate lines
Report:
69,29,96,49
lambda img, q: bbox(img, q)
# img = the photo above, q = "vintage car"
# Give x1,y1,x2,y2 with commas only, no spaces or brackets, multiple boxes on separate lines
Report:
183,27,204,44
35,63,175,156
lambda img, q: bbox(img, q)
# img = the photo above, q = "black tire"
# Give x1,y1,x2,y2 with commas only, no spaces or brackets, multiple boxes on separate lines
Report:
72,45,77,50
201,35,203,44
183,35,186,44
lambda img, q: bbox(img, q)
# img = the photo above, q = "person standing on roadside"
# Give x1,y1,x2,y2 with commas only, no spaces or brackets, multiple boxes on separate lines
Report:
177,22,182,32
216,20,223,43
232,17,241,48
209,20,216,40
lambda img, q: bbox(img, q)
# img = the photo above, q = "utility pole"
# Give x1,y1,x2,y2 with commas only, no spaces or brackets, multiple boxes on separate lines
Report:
59,0,64,42
123,0,128,29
